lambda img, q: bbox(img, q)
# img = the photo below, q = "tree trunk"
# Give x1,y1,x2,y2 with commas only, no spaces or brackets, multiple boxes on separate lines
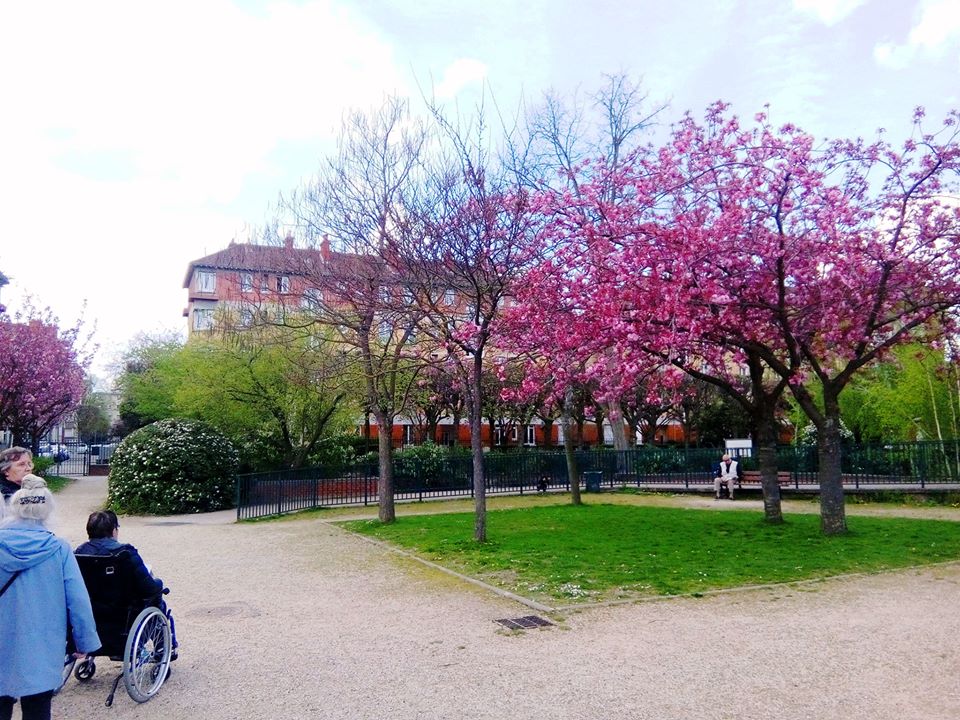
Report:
470,355,487,542
374,410,396,523
364,411,373,453
563,387,581,505
451,409,461,447
754,410,783,524
818,387,847,535
542,418,555,448
605,399,629,477
593,406,606,447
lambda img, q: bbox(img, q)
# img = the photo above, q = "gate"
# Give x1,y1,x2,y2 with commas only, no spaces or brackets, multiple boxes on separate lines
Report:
44,443,90,476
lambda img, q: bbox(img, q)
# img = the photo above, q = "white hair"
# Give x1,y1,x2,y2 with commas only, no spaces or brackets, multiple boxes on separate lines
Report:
9,474,54,522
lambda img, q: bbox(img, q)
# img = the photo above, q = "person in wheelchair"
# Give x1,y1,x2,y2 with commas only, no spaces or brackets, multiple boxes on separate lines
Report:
74,511,178,660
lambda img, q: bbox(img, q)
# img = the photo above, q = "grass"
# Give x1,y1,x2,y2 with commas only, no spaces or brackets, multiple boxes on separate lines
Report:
341,502,960,603
45,475,72,493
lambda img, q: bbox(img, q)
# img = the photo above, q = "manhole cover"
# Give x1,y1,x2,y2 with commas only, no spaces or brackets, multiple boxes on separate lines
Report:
495,615,553,630
191,601,261,619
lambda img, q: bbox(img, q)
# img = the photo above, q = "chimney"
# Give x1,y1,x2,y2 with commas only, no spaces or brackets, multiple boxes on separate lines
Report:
284,234,294,250
320,234,331,261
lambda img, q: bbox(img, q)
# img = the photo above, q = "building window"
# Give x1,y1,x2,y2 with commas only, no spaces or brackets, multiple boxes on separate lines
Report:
444,289,456,306
525,425,536,446
193,308,214,331
302,288,322,310
239,308,254,327
197,271,216,293
260,274,270,292
240,272,253,292
276,275,290,293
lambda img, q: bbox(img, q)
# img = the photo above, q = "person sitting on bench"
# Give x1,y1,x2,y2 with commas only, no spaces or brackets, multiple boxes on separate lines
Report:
714,453,739,500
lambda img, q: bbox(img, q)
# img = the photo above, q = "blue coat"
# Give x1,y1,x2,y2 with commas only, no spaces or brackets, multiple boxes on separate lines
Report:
0,520,101,697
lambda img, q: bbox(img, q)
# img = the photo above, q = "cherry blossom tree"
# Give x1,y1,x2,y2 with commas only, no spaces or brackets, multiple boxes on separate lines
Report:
512,102,960,534
0,306,88,447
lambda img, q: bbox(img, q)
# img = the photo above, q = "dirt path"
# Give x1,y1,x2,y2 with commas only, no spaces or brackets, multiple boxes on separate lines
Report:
51,479,960,720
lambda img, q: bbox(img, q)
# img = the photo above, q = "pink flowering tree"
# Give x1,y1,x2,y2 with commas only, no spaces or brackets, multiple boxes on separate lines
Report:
0,305,89,447
512,102,960,534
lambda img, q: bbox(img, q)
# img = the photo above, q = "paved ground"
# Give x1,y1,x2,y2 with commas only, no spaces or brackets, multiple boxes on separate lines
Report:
50,477,960,720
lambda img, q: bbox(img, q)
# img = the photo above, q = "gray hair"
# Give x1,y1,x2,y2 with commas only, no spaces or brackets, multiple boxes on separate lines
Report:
0,446,32,478
9,474,53,522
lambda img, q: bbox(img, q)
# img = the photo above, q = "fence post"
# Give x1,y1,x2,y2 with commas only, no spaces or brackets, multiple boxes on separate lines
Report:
919,442,926,489
276,474,283,517
235,475,241,521
363,464,368,506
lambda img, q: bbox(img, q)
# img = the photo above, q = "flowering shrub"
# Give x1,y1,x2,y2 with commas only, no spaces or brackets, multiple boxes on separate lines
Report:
796,420,855,447
108,418,239,514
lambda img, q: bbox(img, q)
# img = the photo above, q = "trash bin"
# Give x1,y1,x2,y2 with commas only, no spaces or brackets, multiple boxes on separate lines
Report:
583,471,602,492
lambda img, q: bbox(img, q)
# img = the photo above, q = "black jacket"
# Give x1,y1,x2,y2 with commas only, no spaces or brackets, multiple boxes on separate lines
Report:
74,537,163,600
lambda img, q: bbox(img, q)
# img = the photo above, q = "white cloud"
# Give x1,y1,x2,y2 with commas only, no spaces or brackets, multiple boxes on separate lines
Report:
433,58,488,100
0,0,407,375
792,0,867,25
874,0,960,69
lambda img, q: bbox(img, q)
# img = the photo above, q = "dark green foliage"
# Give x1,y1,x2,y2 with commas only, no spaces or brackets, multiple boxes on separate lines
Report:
108,418,239,514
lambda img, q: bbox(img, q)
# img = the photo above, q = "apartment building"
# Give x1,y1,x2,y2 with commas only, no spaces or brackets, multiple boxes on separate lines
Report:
183,236,336,335
182,239,697,449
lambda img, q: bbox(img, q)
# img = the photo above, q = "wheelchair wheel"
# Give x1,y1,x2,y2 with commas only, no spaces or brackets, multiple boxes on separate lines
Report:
122,606,171,703
75,658,96,681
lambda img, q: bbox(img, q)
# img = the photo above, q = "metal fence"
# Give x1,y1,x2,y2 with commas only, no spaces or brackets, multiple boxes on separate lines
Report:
235,441,960,520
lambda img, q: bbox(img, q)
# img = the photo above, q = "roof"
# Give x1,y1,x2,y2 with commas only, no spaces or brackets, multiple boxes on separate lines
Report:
182,243,323,288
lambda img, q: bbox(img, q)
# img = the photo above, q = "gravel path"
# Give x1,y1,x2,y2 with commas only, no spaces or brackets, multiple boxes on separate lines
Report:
49,477,960,720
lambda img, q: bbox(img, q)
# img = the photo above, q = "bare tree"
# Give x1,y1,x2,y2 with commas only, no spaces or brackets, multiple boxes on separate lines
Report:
277,96,431,523
387,96,539,542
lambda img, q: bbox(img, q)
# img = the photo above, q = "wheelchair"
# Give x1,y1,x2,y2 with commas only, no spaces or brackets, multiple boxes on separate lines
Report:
62,551,174,707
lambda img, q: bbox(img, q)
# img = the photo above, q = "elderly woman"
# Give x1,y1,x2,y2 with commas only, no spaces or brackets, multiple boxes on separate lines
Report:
0,447,33,502
0,475,100,720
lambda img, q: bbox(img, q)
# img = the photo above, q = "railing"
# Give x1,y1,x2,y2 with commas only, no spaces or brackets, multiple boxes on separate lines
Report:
235,442,960,520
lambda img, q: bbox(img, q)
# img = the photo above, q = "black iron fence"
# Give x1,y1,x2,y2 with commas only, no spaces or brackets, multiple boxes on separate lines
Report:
235,441,960,520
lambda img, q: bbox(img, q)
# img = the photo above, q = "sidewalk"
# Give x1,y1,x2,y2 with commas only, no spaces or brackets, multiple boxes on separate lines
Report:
52,477,960,720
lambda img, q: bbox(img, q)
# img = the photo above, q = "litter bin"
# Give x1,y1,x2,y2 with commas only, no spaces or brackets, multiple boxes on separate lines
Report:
583,471,602,492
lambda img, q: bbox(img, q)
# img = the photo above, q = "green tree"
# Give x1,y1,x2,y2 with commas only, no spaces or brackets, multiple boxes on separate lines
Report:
841,345,958,442
76,392,110,440
116,328,359,469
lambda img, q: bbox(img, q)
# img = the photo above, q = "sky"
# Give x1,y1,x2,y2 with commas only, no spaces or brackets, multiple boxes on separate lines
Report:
1,0,958,383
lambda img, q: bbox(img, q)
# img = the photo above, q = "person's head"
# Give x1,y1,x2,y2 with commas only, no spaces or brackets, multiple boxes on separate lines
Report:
0,446,33,484
722,454,731,463
9,474,53,523
86,510,120,540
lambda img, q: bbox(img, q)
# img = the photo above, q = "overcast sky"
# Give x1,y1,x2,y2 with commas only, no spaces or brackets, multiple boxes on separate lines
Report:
1,0,958,381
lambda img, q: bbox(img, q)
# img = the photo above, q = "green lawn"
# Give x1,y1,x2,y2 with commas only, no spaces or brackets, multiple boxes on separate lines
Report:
45,475,72,493
341,503,960,603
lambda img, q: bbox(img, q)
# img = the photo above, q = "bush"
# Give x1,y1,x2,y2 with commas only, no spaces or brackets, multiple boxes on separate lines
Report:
307,433,368,470
108,418,239,514
31,456,56,476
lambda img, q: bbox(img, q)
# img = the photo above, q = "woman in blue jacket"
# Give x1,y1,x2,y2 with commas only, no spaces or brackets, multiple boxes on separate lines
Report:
0,476,101,720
